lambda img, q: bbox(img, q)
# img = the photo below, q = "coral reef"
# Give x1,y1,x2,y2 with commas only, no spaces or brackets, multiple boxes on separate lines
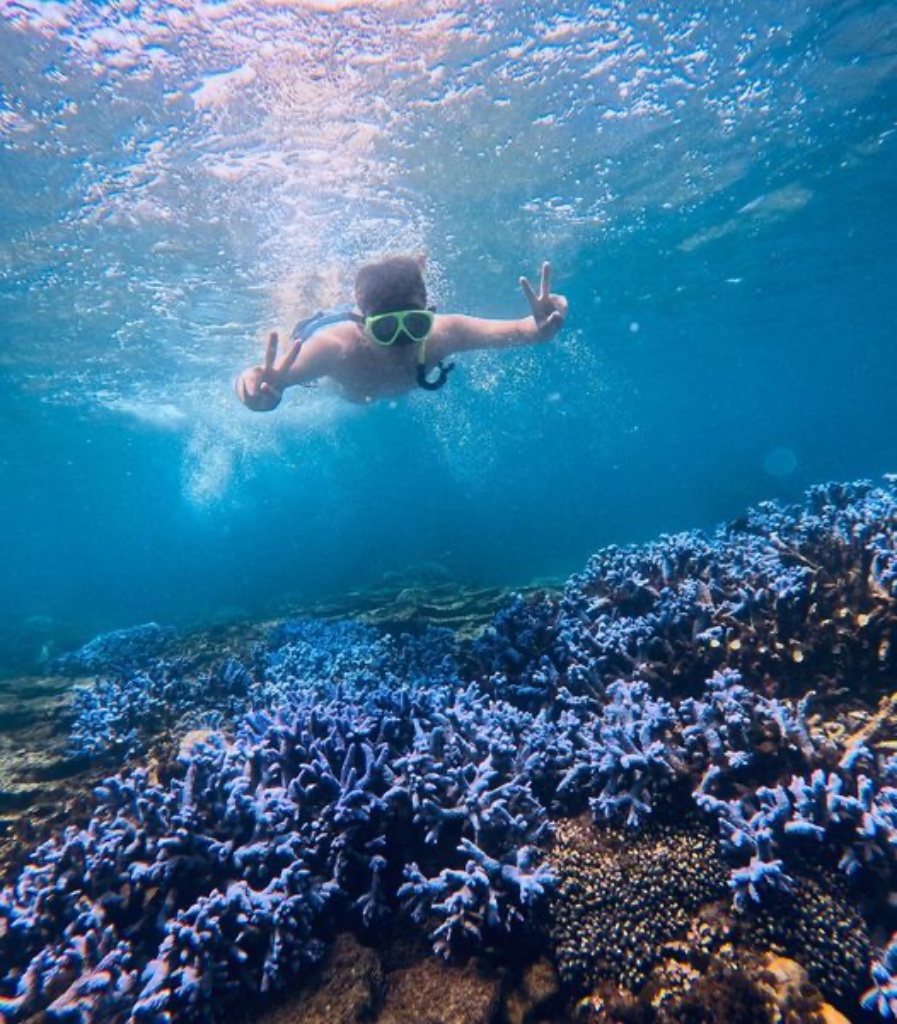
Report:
863,933,897,1020
697,745,897,908
474,477,897,704
2,476,897,1022
52,622,175,676
66,620,460,760
648,954,835,1024
0,679,556,1020
280,577,543,639
743,873,871,1003
549,817,729,993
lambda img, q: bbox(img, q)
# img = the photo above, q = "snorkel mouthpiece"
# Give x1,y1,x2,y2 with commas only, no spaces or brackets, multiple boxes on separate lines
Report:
417,359,455,391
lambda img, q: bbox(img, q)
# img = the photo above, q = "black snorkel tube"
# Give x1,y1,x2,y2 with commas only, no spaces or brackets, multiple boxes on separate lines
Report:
417,357,455,391
414,303,455,391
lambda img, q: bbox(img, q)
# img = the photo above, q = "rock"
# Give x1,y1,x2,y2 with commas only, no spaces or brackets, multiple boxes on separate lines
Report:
522,959,560,1007
503,960,560,1024
255,933,383,1024
817,1003,851,1024
653,962,774,1024
375,958,501,1024
0,673,94,877
762,954,809,997
756,954,830,1021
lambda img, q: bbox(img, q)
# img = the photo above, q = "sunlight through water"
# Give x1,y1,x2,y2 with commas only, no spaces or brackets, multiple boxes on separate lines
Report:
1,0,896,635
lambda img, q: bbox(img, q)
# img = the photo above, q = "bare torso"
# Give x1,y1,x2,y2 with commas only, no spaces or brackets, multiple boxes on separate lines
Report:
325,323,419,402
303,319,449,404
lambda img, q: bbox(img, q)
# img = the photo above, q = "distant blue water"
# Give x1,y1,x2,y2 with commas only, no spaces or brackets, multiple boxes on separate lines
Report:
1,1,896,671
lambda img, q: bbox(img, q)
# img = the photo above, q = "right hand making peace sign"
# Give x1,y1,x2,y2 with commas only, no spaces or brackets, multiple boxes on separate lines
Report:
520,261,569,341
234,331,301,412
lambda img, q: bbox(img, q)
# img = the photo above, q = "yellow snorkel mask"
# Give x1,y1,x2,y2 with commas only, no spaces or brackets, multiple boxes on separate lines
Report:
363,308,434,347
362,308,454,391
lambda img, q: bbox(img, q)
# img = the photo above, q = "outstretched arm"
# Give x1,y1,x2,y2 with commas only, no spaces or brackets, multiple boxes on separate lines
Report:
431,261,568,359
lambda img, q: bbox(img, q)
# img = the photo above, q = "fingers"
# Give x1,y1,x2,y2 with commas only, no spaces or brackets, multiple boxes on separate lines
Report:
278,339,303,373
236,370,262,409
263,331,279,370
522,263,554,306
258,382,282,410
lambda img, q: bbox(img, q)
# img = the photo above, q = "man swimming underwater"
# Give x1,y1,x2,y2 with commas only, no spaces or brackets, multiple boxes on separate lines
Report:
235,256,568,411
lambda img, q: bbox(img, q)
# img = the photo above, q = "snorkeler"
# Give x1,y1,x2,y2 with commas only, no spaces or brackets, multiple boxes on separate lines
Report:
234,256,568,411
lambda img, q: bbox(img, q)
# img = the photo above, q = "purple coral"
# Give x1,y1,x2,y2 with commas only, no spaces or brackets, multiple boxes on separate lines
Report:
699,750,897,910
5,475,897,1020
586,680,681,829
400,839,553,957
863,933,897,1019
2,683,556,1020
53,622,174,676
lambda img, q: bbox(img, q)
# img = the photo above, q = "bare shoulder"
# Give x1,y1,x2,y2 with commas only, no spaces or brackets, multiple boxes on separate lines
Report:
304,320,360,356
282,321,358,384
310,318,360,343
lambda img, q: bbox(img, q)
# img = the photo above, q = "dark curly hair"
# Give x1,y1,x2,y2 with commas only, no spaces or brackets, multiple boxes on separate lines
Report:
354,256,428,317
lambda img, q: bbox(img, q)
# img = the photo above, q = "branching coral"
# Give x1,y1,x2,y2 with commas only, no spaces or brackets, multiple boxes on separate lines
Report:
400,840,553,957
65,621,459,760
474,476,897,703
53,622,175,676
864,933,897,1020
697,748,897,908
2,684,556,1019
6,476,897,1021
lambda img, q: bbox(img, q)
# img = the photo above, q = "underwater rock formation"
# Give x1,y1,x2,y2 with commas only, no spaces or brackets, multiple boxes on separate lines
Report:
1,475,897,1022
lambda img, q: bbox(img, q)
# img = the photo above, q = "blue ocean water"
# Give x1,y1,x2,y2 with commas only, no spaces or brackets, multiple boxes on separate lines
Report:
1,1,896,671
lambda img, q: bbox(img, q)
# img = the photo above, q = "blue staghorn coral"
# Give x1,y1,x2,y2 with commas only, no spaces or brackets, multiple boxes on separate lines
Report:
4,476,897,1020
52,622,175,676
697,746,897,908
65,621,459,760
2,676,559,1019
864,933,897,1019
476,476,897,707
400,839,553,957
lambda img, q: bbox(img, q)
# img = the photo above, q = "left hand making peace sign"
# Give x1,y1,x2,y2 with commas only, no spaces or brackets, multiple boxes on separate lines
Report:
520,261,569,341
